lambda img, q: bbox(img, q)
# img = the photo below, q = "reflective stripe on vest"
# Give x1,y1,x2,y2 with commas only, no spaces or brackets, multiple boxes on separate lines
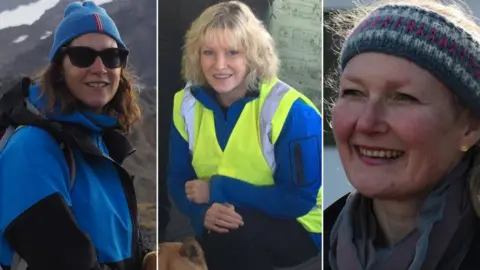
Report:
259,82,290,172
180,89,196,153
180,81,290,171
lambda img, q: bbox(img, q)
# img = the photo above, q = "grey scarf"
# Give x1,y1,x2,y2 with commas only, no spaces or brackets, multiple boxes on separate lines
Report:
329,157,477,270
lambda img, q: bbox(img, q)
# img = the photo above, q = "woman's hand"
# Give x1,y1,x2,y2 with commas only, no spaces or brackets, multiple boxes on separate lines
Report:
185,179,210,204
204,203,244,233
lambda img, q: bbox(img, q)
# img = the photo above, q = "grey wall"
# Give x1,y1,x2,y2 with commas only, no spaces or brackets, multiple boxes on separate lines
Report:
269,0,322,108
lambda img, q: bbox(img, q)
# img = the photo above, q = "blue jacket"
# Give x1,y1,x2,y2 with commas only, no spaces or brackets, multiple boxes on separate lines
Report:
167,86,322,250
0,84,144,269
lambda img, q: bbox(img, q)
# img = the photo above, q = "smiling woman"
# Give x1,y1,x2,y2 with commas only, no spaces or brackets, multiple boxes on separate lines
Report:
324,1,480,269
0,1,154,270
167,1,322,270
38,30,138,133
335,52,465,198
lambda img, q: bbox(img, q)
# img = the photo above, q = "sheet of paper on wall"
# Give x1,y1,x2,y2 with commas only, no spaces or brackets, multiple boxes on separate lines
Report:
268,0,322,109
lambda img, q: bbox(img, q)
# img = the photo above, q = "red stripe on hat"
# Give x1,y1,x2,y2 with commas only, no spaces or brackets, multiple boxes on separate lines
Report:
93,13,104,32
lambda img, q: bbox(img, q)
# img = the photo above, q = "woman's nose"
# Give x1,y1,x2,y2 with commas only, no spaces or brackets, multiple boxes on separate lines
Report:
214,55,226,70
355,102,389,135
89,56,107,74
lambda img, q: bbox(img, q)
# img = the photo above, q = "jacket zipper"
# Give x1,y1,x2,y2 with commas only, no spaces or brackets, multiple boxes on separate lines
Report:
97,132,140,269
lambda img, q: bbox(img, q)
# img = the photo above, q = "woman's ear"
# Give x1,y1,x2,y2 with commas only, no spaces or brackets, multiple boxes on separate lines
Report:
460,111,480,149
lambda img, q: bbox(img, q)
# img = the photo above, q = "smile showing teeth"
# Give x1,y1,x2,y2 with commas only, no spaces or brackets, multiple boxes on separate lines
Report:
213,74,232,79
358,147,404,159
86,82,108,87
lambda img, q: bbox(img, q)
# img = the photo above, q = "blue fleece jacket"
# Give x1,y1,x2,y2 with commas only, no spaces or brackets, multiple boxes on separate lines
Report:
0,84,133,266
167,86,322,250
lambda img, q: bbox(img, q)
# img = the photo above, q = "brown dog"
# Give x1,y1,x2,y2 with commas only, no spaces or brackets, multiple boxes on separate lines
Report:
153,237,208,270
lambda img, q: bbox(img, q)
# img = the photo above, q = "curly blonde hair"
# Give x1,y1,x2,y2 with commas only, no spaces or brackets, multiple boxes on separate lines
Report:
325,0,480,215
35,62,141,134
182,0,279,90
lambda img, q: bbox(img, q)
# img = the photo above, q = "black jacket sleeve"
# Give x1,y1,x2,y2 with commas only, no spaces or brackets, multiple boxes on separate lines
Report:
4,193,103,270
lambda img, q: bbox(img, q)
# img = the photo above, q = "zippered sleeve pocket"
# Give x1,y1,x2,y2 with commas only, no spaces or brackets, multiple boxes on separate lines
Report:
289,136,320,187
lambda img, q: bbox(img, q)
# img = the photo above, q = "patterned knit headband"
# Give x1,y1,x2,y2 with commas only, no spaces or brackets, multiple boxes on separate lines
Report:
340,4,480,116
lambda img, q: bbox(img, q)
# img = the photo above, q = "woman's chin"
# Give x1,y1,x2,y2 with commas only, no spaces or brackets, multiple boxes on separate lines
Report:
211,85,234,94
80,99,109,112
349,179,399,199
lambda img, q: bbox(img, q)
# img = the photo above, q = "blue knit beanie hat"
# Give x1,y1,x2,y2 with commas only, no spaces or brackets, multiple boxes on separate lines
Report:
49,1,127,61
340,4,480,117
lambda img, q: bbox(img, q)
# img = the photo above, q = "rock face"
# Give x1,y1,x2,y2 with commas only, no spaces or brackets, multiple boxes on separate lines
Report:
0,0,158,247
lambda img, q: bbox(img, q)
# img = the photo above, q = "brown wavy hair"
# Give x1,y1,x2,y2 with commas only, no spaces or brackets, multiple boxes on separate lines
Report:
34,60,141,134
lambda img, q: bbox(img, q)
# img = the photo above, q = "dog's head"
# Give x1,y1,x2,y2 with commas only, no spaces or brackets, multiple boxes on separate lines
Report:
157,237,208,270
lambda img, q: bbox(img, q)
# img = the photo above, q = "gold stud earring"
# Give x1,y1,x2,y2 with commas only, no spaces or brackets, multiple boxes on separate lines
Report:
460,145,470,152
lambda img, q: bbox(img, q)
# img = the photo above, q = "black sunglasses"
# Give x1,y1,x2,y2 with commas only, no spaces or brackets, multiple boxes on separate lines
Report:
60,46,129,69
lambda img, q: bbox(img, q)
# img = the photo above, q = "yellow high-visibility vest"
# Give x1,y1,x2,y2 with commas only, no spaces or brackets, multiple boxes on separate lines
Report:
172,78,322,233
